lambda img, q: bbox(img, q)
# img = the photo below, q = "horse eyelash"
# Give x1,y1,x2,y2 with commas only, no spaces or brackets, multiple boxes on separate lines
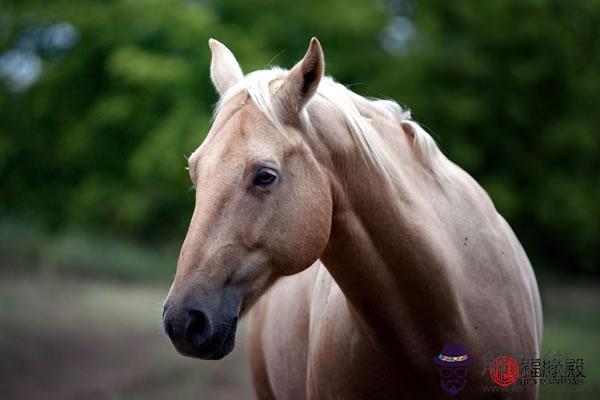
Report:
185,165,196,192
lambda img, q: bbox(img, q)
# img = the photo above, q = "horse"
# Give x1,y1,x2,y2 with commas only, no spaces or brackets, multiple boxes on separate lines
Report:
162,37,543,399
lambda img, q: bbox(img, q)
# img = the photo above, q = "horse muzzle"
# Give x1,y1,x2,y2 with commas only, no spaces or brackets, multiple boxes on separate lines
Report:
163,296,240,360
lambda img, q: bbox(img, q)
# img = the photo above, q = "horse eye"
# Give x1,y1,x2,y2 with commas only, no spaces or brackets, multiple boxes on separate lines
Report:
253,169,278,187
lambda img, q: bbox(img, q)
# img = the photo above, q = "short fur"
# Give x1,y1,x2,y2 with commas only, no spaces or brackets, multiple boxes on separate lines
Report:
164,38,542,400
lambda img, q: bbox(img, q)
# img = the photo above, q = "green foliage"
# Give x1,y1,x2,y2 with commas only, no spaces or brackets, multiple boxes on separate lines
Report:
0,0,598,274
0,218,177,282
385,0,600,273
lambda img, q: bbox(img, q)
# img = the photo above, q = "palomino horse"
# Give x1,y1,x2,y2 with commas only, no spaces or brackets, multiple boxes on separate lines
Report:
163,38,543,399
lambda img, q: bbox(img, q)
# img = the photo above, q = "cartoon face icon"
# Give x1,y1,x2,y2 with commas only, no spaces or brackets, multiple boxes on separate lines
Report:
434,343,473,396
438,365,469,395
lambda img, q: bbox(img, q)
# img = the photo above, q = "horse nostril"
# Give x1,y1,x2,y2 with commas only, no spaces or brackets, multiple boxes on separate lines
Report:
186,309,211,347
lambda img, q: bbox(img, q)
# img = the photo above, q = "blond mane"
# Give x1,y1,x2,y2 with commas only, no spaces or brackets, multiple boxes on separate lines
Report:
214,67,443,174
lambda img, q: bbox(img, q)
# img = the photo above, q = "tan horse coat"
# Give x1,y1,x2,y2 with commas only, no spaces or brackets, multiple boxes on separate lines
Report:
163,38,542,400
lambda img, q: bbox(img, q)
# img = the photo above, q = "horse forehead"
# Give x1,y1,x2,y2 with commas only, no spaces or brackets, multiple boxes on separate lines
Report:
219,102,284,150
241,102,284,144
195,102,245,155
192,101,279,169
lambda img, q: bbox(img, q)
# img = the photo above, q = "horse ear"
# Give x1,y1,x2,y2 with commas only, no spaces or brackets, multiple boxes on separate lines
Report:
277,37,324,115
208,38,243,96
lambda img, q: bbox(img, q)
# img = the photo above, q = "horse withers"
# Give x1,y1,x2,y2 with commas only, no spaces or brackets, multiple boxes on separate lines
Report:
162,38,543,399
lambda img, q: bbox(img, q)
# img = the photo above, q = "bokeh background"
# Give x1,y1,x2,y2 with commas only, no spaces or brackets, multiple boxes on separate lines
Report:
0,0,598,399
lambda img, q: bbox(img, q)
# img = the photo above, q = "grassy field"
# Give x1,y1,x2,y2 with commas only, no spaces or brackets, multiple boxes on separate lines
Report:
539,282,599,399
0,274,252,400
0,272,597,399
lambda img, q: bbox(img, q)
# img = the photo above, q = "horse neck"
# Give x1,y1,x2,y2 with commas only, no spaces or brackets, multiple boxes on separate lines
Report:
306,99,464,349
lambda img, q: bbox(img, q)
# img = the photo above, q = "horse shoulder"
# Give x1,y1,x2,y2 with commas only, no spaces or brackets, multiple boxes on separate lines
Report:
247,262,322,400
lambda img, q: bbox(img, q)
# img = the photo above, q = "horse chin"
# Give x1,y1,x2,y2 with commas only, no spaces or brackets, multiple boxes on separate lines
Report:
205,317,238,360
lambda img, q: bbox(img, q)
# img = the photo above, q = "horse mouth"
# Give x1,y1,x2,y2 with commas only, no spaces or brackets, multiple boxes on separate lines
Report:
206,316,238,360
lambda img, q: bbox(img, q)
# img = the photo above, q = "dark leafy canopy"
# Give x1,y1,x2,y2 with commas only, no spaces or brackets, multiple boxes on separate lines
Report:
0,0,598,274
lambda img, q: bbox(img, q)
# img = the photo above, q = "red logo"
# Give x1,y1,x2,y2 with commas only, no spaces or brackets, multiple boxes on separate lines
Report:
489,356,520,387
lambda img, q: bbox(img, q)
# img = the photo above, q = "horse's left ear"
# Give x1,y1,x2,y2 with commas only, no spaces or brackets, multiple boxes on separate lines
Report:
209,38,244,96
277,37,324,115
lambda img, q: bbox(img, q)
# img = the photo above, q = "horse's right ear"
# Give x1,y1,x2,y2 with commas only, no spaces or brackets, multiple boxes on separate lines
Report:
209,38,243,96
277,37,324,116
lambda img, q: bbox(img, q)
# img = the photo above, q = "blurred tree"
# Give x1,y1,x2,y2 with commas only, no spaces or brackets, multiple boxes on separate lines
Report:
0,0,598,273
0,0,267,242
375,0,600,273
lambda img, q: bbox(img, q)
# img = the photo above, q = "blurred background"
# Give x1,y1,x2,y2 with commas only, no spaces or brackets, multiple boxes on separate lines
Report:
0,0,598,399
